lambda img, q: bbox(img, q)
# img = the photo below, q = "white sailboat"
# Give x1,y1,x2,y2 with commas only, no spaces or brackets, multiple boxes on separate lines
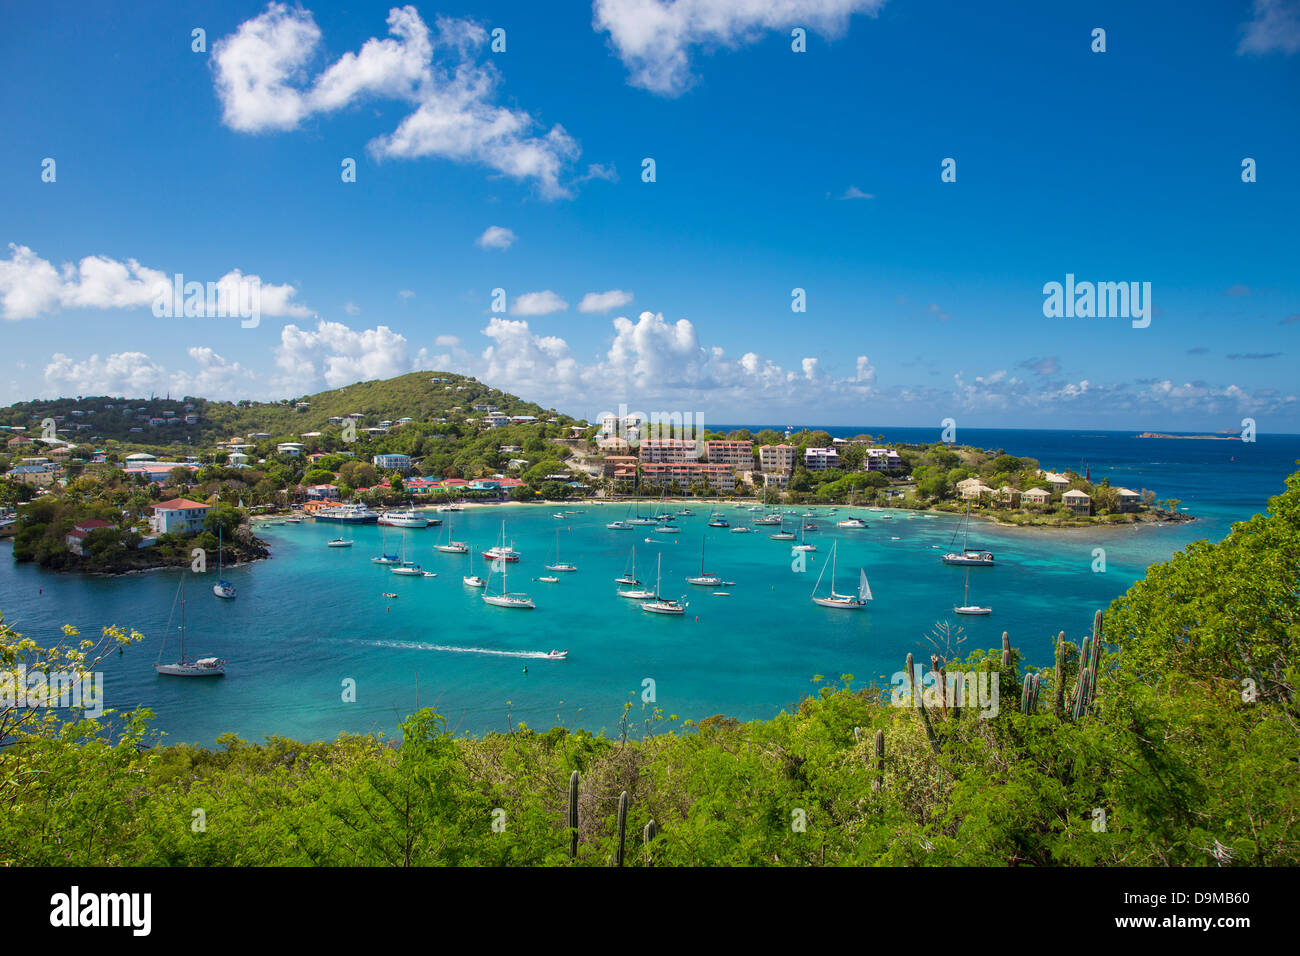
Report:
390,534,424,575
462,548,486,588
615,546,641,585
942,503,995,565
371,527,401,565
792,519,817,552
953,567,992,615
213,525,236,598
156,574,226,676
482,522,534,608
810,540,871,610
640,554,687,615
435,518,469,554
545,529,577,572
685,533,722,586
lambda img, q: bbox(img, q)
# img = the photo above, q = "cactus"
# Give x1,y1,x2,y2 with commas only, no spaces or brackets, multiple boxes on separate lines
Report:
613,790,628,867
643,819,658,866
1031,673,1042,712
1020,673,1034,714
1053,631,1066,718
874,729,885,793
907,653,941,754
567,770,579,860
1088,610,1104,710
1000,631,1011,668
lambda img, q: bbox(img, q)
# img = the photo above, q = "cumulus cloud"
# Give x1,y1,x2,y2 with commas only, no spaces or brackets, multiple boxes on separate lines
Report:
434,334,461,347
476,226,516,250
593,0,887,96
511,290,568,316
274,319,415,392
1238,0,1300,55
213,4,580,197
42,347,254,398
577,289,633,313
0,243,310,321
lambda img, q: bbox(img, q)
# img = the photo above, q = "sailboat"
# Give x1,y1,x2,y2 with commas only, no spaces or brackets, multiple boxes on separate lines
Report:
769,517,796,541
482,521,534,608
606,501,634,530
156,574,226,676
810,541,871,610
390,534,424,575
462,548,486,588
792,519,817,552
371,527,401,565
213,525,236,598
545,529,577,572
327,536,353,548
954,567,992,615
640,554,687,615
616,546,641,585
707,510,730,528
685,534,722,586
435,518,469,553
941,503,995,565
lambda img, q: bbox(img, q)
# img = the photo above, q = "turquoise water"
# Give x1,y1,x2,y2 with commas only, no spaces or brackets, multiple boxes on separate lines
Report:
2,428,1297,745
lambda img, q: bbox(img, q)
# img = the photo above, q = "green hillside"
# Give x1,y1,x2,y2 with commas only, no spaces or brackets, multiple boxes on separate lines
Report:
0,372,582,448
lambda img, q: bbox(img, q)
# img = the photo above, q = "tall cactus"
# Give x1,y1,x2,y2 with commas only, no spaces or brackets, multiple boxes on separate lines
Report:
567,770,579,860
1053,631,1066,718
1000,632,1012,668
643,819,658,866
874,729,885,793
1088,610,1104,710
907,652,941,754
1020,673,1034,714
613,790,628,867
1071,637,1092,721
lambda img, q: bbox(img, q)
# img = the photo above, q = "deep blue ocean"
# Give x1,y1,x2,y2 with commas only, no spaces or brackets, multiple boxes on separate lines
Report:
2,427,1296,745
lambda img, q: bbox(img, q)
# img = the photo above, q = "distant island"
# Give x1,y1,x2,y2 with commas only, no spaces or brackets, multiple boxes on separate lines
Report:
1137,432,1241,440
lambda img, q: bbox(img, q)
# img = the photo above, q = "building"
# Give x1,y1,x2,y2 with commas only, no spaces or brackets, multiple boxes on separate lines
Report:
305,484,340,500
277,442,306,457
1062,488,1092,516
994,485,1020,505
1115,487,1142,513
150,498,211,535
66,519,115,556
957,478,995,500
372,453,412,474
639,438,698,463
1020,487,1051,507
639,461,735,491
603,456,639,480
863,448,904,471
804,447,841,471
759,444,796,474
123,462,198,484
1039,470,1071,491
703,440,753,468
9,464,57,487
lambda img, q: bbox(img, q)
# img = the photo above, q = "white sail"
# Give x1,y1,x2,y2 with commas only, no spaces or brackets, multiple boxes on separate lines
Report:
859,569,873,602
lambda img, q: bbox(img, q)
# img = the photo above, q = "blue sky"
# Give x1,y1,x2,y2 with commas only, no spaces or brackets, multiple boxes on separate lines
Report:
2,0,1298,430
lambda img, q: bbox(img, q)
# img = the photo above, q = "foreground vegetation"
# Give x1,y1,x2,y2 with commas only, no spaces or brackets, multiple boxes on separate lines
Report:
2,467,1296,866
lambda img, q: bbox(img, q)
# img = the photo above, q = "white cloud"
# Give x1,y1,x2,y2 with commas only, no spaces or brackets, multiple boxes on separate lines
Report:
0,243,311,321
213,4,580,197
511,290,568,316
1238,0,1300,55
274,319,414,392
577,289,634,313
41,346,254,398
594,0,887,96
398,289,415,301
838,185,874,200
476,226,516,250
344,301,360,315
435,334,461,347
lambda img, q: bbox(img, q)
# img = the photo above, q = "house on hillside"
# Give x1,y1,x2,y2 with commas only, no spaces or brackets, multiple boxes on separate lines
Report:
1062,488,1092,516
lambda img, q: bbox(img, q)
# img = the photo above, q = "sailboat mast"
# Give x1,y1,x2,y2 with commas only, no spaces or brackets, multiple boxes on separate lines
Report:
180,574,186,662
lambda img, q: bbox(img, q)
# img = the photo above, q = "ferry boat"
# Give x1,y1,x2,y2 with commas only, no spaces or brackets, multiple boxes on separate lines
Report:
378,509,430,528
317,503,379,524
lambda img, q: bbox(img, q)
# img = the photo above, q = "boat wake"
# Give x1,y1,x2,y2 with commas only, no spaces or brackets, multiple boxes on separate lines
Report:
363,640,562,660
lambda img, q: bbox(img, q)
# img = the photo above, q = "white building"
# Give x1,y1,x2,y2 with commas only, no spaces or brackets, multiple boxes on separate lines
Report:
150,498,211,535
804,447,841,471
372,453,412,474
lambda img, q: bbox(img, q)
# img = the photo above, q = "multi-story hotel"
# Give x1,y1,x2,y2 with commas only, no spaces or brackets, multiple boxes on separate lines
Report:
703,440,753,468
759,443,796,474
639,438,698,463
863,447,904,471
804,446,841,471
640,461,735,491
